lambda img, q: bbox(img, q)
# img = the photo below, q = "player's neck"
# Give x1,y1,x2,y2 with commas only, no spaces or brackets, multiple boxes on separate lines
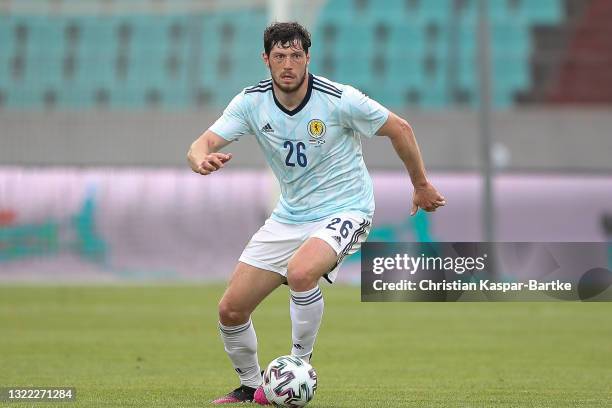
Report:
273,73,310,111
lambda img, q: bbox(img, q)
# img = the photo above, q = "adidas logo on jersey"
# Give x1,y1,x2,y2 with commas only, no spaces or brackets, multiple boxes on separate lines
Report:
261,123,274,133
332,236,342,246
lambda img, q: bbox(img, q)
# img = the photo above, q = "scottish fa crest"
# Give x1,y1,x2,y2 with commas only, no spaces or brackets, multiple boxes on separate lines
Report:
307,119,326,145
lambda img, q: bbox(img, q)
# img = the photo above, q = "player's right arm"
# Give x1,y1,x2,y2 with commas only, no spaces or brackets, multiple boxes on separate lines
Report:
188,91,252,175
187,130,233,175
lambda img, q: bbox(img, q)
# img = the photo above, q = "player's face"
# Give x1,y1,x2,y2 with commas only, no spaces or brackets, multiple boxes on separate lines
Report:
263,41,310,93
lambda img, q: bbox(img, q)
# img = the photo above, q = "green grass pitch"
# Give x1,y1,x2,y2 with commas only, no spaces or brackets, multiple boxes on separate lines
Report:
0,285,610,407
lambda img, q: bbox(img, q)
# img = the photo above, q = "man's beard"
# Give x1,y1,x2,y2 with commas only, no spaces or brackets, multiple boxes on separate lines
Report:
271,70,307,93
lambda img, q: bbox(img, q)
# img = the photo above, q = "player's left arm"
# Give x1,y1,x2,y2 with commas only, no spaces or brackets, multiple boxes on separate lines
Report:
376,112,446,215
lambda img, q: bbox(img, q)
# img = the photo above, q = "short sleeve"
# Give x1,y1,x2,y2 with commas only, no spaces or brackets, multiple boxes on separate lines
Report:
209,92,252,141
340,86,390,138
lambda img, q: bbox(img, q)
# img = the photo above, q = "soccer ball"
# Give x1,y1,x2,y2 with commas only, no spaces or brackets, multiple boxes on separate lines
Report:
262,355,317,407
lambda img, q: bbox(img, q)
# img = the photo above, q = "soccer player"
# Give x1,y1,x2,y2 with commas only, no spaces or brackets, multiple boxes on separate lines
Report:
187,22,445,404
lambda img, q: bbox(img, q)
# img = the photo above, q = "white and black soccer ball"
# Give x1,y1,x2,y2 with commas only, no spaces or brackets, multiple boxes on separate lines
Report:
262,355,317,407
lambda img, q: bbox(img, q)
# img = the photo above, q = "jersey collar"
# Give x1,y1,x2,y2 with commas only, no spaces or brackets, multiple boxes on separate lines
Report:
272,73,313,116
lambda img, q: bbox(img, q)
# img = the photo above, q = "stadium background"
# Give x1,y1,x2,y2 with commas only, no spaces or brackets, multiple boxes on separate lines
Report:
0,1,611,407
1,0,611,281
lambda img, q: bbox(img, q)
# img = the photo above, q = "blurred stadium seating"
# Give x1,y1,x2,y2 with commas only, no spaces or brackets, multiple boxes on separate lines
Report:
312,0,562,108
4,0,605,110
0,0,610,171
0,6,269,109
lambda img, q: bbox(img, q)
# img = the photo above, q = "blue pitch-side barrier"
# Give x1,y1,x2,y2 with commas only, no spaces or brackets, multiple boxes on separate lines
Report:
0,190,106,263
0,168,610,282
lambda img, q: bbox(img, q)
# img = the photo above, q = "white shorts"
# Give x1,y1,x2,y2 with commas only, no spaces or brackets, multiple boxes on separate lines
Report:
239,211,372,283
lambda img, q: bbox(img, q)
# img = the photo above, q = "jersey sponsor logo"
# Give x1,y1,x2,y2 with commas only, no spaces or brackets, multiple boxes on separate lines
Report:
332,235,342,246
261,123,274,133
307,119,326,145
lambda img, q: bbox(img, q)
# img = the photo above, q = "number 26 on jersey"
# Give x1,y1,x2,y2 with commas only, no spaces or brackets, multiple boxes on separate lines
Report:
283,141,307,167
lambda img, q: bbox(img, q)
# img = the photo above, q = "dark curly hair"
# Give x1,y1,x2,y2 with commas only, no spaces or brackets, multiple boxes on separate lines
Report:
263,22,311,55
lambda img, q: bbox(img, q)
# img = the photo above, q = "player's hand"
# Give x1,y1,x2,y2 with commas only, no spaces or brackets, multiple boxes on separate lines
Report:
191,152,232,175
411,182,446,215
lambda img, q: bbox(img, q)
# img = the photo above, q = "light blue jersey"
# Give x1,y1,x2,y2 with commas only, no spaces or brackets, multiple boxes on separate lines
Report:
209,73,389,224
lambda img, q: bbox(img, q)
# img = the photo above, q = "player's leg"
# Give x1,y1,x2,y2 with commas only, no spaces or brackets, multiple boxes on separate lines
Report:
214,262,284,404
287,238,337,292
219,261,284,326
286,213,371,362
286,238,335,361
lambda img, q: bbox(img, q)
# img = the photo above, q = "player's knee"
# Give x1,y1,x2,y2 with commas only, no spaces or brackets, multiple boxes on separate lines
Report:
286,261,319,291
218,299,250,326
